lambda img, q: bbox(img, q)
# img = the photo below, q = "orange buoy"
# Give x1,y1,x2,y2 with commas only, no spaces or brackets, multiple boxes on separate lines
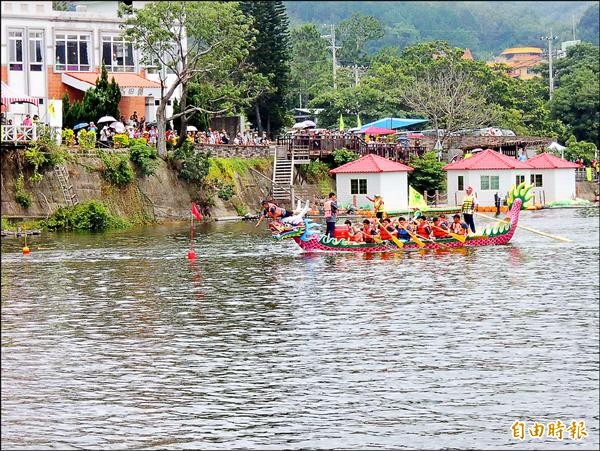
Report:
22,246,30,255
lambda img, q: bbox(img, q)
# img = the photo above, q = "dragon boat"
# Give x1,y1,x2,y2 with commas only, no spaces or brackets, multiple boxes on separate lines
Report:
268,182,534,253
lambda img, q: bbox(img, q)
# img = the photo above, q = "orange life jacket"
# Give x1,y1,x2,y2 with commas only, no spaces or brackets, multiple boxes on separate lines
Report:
265,202,284,219
379,225,394,240
432,223,448,238
324,200,332,218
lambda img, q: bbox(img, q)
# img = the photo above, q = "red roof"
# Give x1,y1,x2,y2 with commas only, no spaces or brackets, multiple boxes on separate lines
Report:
443,149,532,170
65,72,160,88
330,154,413,174
526,152,580,169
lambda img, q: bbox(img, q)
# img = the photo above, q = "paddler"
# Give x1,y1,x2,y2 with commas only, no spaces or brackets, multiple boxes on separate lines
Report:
255,200,294,228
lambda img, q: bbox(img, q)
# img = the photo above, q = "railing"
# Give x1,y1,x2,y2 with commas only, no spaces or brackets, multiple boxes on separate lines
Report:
1,124,61,144
576,167,599,183
424,190,449,206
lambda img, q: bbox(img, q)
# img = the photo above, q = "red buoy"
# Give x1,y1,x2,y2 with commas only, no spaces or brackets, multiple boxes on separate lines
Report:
187,249,196,260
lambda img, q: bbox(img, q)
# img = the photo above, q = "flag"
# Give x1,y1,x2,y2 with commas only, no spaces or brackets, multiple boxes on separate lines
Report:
357,114,362,129
339,114,345,131
409,186,427,210
586,167,593,181
191,202,202,220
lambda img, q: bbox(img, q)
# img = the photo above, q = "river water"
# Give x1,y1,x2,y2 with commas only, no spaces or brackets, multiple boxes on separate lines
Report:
1,208,599,450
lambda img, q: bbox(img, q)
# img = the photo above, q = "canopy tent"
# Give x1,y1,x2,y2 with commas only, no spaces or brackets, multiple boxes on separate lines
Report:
361,117,428,131
361,126,397,135
547,141,566,151
1,81,39,106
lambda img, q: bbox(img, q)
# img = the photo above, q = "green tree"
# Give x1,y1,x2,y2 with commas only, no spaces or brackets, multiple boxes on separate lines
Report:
121,1,259,155
578,3,599,46
82,62,121,121
62,93,86,128
240,1,292,136
408,151,446,193
564,135,598,164
548,43,600,146
337,13,385,67
288,24,330,108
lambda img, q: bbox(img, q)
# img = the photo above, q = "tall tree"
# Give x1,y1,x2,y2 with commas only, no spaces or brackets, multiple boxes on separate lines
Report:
400,61,499,145
121,1,259,156
82,63,121,121
337,13,384,67
288,24,330,108
240,1,291,136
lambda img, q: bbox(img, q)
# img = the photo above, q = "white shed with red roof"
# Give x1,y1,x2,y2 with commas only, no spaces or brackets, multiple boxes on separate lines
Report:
444,149,579,206
330,154,413,211
526,153,580,203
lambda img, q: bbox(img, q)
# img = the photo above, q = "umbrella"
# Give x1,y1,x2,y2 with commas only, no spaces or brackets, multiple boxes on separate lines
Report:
547,141,566,151
363,126,396,135
187,125,198,132
292,122,306,129
339,114,345,131
302,120,316,128
110,121,126,133
98,115,117,124
73,122,89,131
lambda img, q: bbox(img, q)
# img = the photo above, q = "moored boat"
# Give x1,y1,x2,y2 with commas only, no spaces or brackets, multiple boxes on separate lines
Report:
268,182,534,252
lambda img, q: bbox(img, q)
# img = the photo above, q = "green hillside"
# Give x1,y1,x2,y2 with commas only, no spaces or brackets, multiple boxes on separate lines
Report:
285,1,598,60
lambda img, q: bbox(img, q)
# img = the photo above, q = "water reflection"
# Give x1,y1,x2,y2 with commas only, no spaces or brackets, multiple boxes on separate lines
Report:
1,208,599,449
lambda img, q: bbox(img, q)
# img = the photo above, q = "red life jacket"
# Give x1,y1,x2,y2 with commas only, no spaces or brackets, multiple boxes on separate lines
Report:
432,222,448,238
416,222,431,238
379,225,394,240
362,225,375,243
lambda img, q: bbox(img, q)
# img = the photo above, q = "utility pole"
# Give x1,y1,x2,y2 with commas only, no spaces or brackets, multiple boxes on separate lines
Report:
572,14,576,40
540,30,558,99
322,24,340,89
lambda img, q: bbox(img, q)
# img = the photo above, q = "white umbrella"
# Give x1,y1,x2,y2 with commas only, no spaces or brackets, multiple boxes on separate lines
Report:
98,115,117,124
547,141,566,151
303,120,316,128
187,125,198,132
292,122,306,129
110,121,126,133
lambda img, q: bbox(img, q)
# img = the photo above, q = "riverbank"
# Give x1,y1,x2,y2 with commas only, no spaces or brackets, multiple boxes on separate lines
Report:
0,150,274,225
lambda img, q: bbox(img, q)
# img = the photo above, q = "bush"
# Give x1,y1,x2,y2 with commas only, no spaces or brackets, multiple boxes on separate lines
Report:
113,133,129,149
332,148,359,167
173,141,210,184
62,128,75,146
129,139,159,176
98,150,134,186
77,129,97,150
408,151,446,194
216,182,235,201
43,200,129,231
304,159,331,183
15,174,32,209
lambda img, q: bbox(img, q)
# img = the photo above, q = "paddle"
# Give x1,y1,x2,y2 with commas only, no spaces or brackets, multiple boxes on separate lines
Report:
474,211,571,243
397,224,426,248
431,224,467,243
374,218,403,248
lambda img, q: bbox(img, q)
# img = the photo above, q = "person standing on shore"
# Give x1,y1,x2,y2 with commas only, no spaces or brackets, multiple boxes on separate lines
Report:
324,192,338,238
462,186,478,234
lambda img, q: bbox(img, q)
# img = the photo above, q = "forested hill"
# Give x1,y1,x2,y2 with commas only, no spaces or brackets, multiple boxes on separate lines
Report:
285,1,599,59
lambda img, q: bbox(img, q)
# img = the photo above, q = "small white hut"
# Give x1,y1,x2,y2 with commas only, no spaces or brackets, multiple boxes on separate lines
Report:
329,154,413,211
444,149,579,206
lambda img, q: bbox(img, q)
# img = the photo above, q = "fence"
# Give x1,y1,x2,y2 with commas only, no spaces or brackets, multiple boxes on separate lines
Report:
575,167,599,183
1,124,61,145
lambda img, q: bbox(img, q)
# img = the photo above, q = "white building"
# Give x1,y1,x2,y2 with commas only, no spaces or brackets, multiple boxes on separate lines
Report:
444,149,579,206
329,154,414,211
1,1,181,125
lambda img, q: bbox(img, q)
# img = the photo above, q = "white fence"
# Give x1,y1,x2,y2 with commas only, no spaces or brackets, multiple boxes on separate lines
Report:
1,124,61,144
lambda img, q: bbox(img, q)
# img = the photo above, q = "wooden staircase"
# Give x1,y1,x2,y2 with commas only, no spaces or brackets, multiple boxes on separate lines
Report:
54,165,79,206
272,145,293,203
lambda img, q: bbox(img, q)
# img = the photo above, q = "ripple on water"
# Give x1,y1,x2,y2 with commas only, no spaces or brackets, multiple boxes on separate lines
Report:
1,208,598,449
